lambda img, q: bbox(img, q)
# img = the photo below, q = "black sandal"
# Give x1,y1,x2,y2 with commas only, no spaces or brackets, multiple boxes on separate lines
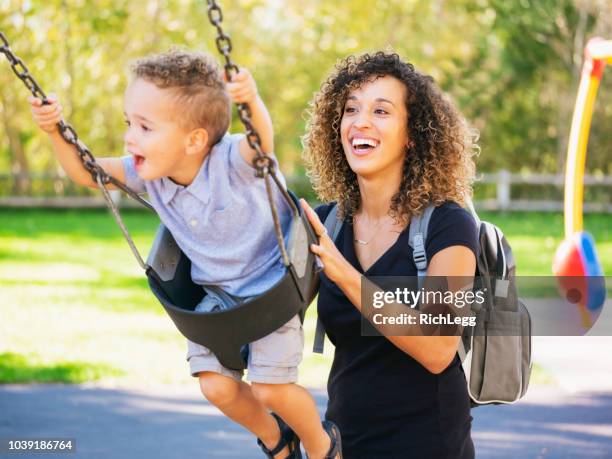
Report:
321,420,342,459
257,412,302,459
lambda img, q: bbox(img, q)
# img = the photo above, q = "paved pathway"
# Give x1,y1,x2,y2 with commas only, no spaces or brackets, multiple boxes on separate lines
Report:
1,382,611,459
2,333,612,459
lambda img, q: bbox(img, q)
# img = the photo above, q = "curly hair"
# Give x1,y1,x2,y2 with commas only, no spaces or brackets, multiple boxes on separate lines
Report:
131,49,230,146
303,51,477,223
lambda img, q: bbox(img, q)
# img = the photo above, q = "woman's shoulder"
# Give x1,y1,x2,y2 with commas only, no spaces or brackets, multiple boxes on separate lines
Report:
431,201,476,229
425,201,480,259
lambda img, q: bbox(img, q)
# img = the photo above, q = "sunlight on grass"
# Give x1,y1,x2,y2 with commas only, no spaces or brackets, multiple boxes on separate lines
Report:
0,262,101,282
1,290,193,386
0,208,610,387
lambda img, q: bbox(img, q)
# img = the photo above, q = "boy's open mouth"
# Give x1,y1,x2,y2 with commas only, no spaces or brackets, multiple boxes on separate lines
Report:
133,154,145,168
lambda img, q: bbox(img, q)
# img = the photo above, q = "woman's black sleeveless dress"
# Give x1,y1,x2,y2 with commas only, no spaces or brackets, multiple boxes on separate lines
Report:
315,202,478,459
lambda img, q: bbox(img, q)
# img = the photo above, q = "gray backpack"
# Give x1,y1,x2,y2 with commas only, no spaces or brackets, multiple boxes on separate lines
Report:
313,202,532,406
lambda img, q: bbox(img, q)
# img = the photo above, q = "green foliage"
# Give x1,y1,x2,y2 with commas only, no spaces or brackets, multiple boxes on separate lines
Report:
449,0,611,173
0,0,611,196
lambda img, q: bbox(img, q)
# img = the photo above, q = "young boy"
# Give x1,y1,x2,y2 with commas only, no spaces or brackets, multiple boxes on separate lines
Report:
29,49,340,459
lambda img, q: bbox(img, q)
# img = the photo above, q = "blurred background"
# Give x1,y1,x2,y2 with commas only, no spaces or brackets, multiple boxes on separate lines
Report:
1,0,611,202
0,0,611,390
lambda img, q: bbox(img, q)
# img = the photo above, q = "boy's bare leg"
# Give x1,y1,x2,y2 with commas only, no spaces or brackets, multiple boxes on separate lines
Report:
198,372,289,459
252,382,335,459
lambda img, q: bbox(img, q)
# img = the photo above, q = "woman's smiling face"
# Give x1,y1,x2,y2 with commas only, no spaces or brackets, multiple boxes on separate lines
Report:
340,75,410,179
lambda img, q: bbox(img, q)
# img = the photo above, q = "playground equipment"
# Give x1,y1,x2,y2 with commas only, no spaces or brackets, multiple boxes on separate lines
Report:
553,38,611,329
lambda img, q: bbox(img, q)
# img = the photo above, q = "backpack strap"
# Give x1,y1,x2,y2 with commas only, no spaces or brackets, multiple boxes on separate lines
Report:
323,204,343,242
408,205,436,290
313,316,327,354
313,204,342,354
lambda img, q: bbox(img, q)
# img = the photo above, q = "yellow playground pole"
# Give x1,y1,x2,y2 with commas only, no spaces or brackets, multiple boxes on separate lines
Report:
561,37,611,328
564,38,612,237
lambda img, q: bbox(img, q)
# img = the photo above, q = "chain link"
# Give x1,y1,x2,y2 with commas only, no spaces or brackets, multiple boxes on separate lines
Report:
0,31,151,208
0,30,153,268
1,10,296,267
205,0,271,178
205,1,302,267
0,31,116,187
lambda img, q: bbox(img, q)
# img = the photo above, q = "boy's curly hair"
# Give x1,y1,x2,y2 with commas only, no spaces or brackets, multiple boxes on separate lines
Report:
131,49,230,146
303,51,477,222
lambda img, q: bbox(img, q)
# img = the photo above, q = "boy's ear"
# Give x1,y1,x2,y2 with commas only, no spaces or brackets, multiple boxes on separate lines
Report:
185,128,209,155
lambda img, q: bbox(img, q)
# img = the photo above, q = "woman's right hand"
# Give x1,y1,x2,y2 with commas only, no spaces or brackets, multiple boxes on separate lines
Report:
29,94,63,134
301,198,357,285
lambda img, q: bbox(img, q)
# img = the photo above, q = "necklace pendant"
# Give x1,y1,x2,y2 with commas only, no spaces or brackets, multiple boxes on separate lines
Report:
355,238,369,245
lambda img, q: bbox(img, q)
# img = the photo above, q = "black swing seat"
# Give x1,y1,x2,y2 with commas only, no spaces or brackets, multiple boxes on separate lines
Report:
145,192,320,371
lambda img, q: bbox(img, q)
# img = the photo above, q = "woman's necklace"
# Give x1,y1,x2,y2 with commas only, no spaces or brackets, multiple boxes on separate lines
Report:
354,214,386,245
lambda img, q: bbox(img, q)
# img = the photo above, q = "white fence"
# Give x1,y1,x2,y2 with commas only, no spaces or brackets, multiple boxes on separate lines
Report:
0,170,611,212
476,170,612,212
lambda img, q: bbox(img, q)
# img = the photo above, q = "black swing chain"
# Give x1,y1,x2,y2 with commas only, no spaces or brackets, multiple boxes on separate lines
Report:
0,32,150,205
2,6,298,269
206,0,297,267
206,1,269,177
0,31,153,270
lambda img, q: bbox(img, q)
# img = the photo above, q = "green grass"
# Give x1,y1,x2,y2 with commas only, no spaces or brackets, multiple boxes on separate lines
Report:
1,208,610,387
0,352,123,383
476,211,612,275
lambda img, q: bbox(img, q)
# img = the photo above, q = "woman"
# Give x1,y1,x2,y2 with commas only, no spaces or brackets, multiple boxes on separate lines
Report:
300,52,479,458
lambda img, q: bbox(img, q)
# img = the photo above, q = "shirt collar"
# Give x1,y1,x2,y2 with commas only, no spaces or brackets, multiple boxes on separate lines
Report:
158,177,182,204
184,156,211,204
185,135,233,204
158,135,230,205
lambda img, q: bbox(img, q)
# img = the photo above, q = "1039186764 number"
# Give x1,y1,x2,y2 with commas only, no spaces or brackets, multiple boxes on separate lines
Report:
2,438,75,454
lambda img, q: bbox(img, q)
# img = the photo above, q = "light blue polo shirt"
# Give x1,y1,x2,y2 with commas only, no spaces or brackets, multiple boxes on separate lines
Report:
122,133,292,297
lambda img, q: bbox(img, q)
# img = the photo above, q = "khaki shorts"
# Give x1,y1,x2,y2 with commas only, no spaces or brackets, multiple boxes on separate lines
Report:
186,288,304,384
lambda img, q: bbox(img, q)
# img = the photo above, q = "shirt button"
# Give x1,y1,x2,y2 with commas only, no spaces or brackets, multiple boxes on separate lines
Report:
190,219,198,227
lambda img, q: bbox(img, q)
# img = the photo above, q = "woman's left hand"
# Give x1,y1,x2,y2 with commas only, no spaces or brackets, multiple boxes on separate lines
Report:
300,199,354,284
